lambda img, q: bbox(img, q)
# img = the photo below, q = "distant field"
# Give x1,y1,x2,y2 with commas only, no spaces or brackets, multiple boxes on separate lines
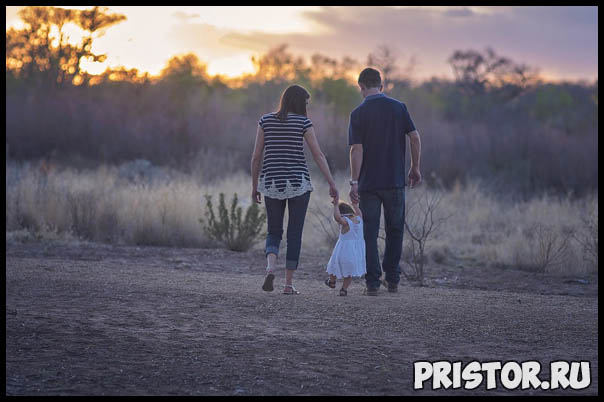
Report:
6,160,598,277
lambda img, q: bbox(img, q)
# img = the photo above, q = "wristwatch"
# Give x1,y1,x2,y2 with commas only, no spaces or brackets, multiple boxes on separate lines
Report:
349,180,358,185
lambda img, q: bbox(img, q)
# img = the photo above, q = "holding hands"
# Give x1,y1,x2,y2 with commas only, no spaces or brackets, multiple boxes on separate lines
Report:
329,181,338,204
252,188,262,204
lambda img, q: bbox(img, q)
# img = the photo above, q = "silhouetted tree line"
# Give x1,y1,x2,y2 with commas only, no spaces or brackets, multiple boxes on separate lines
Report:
5,6,598,199
6,6,126,87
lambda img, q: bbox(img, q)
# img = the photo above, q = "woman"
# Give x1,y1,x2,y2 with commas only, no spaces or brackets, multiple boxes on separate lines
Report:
251,85,338,295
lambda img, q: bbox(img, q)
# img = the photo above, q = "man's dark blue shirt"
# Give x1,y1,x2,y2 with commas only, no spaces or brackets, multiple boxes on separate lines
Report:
348,93,416,191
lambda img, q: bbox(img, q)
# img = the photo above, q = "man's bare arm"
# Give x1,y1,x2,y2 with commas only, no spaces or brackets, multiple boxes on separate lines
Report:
349,143,363,202
406,130,422,187
350,144,363,181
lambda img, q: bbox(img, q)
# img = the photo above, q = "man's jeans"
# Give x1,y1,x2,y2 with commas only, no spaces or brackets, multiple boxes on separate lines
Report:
359,187,405,289
264,191,311,270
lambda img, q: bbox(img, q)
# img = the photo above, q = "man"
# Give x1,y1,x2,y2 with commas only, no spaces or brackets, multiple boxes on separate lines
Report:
348,67,422,296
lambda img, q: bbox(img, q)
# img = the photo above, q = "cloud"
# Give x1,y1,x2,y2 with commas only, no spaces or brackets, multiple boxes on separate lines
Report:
172,10,201,22
92,6,596,81
443,7,476,18
205,6,597,80
167,22,249,58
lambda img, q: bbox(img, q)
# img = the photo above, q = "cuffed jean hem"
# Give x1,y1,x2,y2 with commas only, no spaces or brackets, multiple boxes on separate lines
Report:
285,259,298,270
265,245,279,258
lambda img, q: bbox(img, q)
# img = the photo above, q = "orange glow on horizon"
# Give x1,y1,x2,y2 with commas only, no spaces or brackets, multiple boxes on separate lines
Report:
5,6,598,84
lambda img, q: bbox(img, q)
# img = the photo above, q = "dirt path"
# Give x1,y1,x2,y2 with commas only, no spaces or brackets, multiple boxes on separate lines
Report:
5,242,598,395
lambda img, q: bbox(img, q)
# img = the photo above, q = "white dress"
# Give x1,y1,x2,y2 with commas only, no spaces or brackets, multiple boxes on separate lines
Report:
326,215,366,279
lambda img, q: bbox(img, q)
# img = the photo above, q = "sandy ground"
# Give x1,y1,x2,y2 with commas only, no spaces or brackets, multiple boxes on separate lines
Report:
5,241,598,395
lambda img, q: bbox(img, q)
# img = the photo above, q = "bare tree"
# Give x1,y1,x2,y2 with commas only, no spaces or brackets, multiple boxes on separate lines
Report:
447,47,539,100
250,44,307,83
528,223,574,273
367,45,399,90
572,211,598,267
310,53,338,81
308,205,340,248
6,6,126,86
336,56,361,81
367,44,417,90
400,187,452,285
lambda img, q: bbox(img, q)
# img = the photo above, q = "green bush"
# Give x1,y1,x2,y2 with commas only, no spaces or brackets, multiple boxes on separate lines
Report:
200,193,266,251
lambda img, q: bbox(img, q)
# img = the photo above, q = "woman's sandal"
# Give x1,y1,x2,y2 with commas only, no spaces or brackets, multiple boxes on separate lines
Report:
324,277,336,289
262,269,275,292
339,288,348,296
283,284,300,295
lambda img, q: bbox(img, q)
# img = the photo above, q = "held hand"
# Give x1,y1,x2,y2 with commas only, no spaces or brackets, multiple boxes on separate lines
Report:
408,167,422,188
329,183,339,203
252,188,262,204
349,183,360,204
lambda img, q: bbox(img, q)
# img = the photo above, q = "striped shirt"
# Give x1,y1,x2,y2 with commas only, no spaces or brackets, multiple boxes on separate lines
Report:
258,112,314,199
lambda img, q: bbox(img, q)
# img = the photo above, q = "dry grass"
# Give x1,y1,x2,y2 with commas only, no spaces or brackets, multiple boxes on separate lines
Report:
5,160,598,276
424,181,598,275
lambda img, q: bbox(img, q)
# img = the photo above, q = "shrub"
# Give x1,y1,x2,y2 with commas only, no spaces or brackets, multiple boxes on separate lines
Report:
66,192,97,240
200,193,266,251
527,223,573,273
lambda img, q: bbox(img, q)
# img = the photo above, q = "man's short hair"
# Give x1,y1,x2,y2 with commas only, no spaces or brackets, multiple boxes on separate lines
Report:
358,67,381,88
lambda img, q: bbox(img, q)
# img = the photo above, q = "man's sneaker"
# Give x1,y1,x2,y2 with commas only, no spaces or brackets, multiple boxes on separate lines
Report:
382,279,398,293
363,287,379,296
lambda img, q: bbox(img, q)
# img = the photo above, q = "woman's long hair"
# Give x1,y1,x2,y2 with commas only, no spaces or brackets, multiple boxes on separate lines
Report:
275,85,310,122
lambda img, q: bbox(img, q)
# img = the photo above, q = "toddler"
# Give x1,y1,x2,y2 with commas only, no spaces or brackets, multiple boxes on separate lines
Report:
325,198,366,296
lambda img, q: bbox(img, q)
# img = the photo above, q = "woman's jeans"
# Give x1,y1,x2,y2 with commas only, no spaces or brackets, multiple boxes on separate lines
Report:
264,191,311,270
359,187,405,290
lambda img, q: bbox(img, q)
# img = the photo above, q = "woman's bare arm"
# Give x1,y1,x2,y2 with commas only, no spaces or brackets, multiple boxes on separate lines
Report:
303,126,337,200
250,125,264,203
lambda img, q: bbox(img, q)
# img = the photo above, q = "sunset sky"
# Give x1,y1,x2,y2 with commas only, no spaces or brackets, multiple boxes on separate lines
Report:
5,6,598,82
